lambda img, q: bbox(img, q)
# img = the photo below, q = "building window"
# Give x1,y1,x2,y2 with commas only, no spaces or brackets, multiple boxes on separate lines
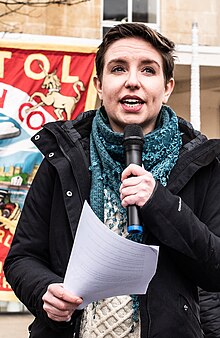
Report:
102,0,159,37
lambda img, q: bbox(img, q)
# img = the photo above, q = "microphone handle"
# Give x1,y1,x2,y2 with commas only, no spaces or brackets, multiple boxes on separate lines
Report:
125,145,143,234
125,144,142,166
127,205,143,234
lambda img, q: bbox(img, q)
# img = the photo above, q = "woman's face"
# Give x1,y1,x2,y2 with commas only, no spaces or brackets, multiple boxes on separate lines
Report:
94,37,174,134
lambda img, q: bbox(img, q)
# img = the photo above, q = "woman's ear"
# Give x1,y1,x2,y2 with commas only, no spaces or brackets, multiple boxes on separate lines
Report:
163,78,175,104
93,76,103,100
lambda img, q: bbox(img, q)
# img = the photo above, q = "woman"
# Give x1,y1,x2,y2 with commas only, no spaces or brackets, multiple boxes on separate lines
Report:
4,23,220,338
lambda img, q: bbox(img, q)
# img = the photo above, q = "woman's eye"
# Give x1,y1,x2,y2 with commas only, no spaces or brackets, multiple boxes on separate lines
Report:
112,66,125,73
143,67,156,74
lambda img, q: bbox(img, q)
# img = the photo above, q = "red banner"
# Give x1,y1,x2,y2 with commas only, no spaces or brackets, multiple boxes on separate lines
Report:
0,41,97,302
0,226,14,301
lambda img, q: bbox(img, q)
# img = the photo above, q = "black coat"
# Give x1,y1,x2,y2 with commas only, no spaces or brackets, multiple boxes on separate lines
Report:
199,289,220,337
4,110,220,338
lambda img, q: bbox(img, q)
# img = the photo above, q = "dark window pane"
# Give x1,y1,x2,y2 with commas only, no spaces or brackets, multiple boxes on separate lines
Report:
104,0,127,22
133,0,157,23
103,27,111,37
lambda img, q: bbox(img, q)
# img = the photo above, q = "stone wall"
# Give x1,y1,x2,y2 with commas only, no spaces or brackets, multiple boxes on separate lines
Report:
161,0,220,46
1,0,220,47
0,0,101,39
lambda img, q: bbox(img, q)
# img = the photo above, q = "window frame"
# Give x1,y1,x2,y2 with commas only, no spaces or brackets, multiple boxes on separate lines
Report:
101,0,160,37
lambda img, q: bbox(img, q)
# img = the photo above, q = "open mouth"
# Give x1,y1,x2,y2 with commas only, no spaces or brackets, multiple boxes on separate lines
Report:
120,98,144,108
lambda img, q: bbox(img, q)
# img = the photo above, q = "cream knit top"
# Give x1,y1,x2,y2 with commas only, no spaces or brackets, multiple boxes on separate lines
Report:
79,189,140,338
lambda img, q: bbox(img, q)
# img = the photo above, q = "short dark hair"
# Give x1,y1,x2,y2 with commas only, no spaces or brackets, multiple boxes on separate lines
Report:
95,23,176,85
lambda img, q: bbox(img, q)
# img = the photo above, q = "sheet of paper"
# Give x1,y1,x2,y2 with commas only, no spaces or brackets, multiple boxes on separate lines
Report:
64,201,159,309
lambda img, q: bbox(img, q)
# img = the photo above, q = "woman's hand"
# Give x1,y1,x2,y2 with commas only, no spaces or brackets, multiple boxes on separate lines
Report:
120,163,156,207
42,283,83,322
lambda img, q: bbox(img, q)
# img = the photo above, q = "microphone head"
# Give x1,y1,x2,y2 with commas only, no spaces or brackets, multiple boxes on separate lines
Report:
123,124,144,146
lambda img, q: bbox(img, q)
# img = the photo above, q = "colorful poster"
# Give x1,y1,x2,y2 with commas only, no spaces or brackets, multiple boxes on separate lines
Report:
0,41,97,302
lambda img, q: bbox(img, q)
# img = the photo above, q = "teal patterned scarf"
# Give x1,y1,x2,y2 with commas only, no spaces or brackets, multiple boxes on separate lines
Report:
90,105,182,226
89,105,182,329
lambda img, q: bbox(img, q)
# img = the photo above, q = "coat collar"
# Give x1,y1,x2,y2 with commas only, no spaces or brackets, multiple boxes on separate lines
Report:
168,117,220,193
32,111,220,197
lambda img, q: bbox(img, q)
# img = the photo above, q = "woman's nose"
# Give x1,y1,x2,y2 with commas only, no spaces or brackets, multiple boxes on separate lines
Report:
125,71,141,89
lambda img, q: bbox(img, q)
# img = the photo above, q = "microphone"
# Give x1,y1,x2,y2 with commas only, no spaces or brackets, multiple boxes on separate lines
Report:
122,124,144,234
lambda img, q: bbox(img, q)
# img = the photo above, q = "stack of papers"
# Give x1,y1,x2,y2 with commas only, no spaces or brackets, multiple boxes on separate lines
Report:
64,201,159,310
